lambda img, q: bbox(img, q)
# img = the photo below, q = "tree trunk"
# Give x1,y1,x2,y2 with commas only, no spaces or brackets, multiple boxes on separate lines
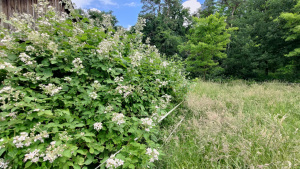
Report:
265,60,269,76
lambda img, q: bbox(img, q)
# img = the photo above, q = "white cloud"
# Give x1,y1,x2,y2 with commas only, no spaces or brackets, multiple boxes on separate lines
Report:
99,0,117,6
71,0,94,8
124,2,139,7
182,0,201,15
126,25,132,30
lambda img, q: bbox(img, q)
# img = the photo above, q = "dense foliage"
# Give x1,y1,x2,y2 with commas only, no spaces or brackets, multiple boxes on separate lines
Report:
139,0,191,57
139,0,300,82
0,1,187,168
179,13,236,79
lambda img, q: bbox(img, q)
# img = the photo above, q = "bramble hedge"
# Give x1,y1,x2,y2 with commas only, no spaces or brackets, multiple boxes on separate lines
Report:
0,0,187,168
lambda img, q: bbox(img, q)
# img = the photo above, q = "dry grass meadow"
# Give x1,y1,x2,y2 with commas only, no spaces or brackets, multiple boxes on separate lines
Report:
157,80,300,169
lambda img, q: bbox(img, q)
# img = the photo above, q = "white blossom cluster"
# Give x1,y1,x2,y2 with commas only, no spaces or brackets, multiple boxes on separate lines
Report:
13,132,31,148
59,131,72,141
47,41,58,53
115,84,134,98
28,31,50,45
0,62,15,69
97,39,116,55
71,58,84,72
129,52,143,67
106,157,124,169
155,79,168,88
92,80,101,89
6,112,17,119
64,77,72,82
13,131,49,148
43,141,64,163
154,70,161,75
0,35,16,50
39,83,62,96
0,158,9,169
162,94,172,103
19,53,35,65
146,148,159,162
161,61,169,67
24,149,40,163
23,72,41,83
141,118,154,132
112,113,125,125
26,45,35,52
102,14,113,28
135,17,146,33
0,51,7,58
93,122,103,131
89,91,98,99
104,105,113,114
114,76,124,83
0,86,13,94
23,141,64,164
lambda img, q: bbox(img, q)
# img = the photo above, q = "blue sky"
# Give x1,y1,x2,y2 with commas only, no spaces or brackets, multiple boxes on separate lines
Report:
72,0,204,29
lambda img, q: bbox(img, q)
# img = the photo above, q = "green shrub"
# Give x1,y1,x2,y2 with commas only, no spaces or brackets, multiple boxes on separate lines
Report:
0,1,187,168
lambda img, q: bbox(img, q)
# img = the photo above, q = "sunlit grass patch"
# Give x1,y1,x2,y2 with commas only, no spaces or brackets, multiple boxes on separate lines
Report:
157,80,300,168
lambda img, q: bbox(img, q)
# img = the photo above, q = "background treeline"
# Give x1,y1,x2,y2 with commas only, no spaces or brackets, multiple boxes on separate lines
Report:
76,0,300,82
138,0,300,82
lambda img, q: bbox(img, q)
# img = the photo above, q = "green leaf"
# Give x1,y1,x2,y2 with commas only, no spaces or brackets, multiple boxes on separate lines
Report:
77,149,88,155
84,154,94,165
25,162,32,168
63,149,72,158
0,148,6,156
37,110,53,117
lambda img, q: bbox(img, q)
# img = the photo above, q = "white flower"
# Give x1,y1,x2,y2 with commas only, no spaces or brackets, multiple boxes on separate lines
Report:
129,52,143,67
43,143,65,163
162,94,172,103
161,61,169,67
104,105,113,114
112,113,125,125
50,141,56,146
146,148,159,162
106,158,124,169
141,118,154,131
89,92,98,99
64,77,72,82
0,158,9,169
19,53,35,65
93,122,103,131
0,86,12,94
71,58,84,71
92,80,101,89
114,76,124,83
24,149,40,162
39,84,62,96
0,62,15,69
26,45,35,51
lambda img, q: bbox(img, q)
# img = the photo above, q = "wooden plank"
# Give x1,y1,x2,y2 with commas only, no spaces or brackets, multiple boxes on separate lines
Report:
10,0,14,16
5,0,10,29
28,0,32,16
33,0,37,19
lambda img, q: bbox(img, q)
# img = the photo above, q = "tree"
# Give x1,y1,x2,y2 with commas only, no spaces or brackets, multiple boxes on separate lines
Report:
199,0,217,17
279,0,300,76
139,0,191,57
179,13,236,79
223,0,297,80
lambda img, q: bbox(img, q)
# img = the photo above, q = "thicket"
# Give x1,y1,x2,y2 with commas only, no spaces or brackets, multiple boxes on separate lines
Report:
0,1,187,168
139,0,300,82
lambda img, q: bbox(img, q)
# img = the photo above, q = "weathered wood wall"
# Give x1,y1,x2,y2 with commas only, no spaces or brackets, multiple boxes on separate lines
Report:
0,0,69,28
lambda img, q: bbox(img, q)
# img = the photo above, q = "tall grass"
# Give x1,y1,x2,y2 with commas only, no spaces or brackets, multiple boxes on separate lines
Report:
157,80,300,168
